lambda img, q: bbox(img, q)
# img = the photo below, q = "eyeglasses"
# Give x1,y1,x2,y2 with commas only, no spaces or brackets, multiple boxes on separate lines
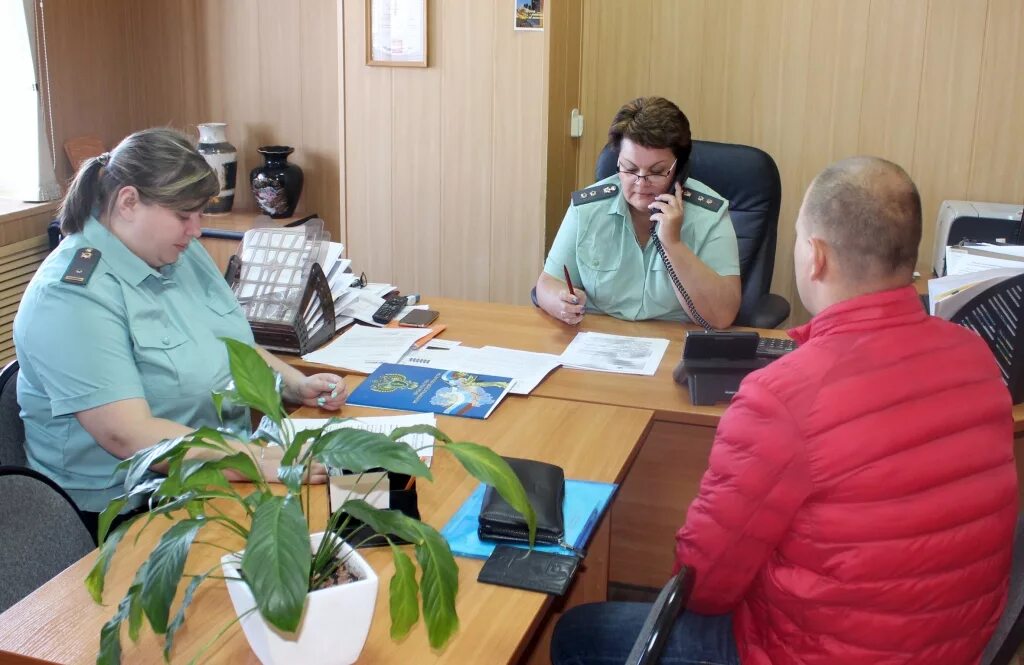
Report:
349,271,367,288
617,159,677,186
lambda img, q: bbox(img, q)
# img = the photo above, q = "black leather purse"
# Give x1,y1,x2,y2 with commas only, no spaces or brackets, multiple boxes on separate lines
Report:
478,457,565,546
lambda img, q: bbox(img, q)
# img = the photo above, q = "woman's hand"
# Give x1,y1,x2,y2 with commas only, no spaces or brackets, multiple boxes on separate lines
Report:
650,181,686,247
284,373,348,410
554,289,587,326
256,443,329,484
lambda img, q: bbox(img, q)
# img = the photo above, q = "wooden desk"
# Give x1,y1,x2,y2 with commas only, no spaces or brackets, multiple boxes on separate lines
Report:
0,396,652,665
294,297,1024,588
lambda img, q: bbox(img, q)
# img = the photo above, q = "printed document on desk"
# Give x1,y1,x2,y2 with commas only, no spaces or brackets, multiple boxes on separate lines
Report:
301,325,430,373
399,345,561,394
290,412,437,466
946,244,1024,276
929,268,1024,318
560,331,668,375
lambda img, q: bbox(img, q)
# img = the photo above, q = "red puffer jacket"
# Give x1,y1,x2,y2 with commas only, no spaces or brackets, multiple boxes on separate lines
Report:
675,286,1018,664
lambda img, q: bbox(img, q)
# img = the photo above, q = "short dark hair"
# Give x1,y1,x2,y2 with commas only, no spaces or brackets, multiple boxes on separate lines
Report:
607,97,692,166
803,156,922,278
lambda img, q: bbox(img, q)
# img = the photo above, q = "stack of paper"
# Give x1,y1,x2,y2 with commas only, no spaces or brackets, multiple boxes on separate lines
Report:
945,243,1024,276
301,325,433,373
928,267,1024,319
399,345,561,395
560,332,669,375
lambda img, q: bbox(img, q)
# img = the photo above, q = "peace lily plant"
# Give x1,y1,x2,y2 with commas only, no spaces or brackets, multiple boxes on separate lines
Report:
85,338,537,664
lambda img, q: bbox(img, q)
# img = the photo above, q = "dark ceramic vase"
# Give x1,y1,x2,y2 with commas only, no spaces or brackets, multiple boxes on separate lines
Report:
250,146,304,218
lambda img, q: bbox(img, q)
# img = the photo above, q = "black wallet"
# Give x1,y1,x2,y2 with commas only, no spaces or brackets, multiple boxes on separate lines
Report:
478,457,565,546
477,545,580,595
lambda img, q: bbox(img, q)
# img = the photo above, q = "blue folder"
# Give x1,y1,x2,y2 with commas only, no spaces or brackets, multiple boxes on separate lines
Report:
441,479,618,559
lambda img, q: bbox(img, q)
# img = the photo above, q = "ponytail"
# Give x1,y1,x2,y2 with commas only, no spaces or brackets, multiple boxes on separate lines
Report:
58,157,105,235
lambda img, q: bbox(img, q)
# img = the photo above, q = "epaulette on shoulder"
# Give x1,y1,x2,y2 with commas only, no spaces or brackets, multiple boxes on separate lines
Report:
572,183,619,206
682,188,724,213
61,247,101,286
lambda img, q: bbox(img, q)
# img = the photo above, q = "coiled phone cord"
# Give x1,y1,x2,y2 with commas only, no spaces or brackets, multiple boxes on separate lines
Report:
650,226,716,332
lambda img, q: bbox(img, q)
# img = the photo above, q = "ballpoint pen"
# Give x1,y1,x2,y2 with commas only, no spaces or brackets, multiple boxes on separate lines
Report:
563,265,576,298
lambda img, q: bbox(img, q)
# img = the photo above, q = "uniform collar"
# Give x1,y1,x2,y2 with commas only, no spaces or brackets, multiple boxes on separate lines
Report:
82,216,163,286
788,285,925,345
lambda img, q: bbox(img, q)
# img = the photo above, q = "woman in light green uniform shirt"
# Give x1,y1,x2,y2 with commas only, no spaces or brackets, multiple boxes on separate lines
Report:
537,97,741,329
14,129,346,538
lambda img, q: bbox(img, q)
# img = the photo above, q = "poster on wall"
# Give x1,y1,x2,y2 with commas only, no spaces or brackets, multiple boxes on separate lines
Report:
367,0,428,67
514,0,543,31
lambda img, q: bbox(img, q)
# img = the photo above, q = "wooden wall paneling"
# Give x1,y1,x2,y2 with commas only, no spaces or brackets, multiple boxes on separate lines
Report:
577,0,654,190
857,0,929,172
440,0,495,301
298,0,342,239
649,1,708,133
390,1,443,296
543,0,583,253
342,0,395,283
125,0,204,131
967,0,1024,207
44,0,135,185
195,1,262,215
911,0,989,278
488,11,547,305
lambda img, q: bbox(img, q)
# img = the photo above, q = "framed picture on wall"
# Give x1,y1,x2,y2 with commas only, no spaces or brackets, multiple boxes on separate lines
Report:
366,0,428,67
514,0,543,31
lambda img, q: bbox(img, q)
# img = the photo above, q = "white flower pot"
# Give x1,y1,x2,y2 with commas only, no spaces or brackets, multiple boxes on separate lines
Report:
221,531,379,665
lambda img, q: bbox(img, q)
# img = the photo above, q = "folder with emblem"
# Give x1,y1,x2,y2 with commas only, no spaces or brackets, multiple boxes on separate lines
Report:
225,220,336,355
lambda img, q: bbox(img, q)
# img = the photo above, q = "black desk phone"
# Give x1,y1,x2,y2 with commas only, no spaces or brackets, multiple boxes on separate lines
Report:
674,331,796,405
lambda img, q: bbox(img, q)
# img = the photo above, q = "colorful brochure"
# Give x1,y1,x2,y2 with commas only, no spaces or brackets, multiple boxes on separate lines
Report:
346,362,514,419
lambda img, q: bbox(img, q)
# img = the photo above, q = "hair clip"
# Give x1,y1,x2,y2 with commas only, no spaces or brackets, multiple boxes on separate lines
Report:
97,152,111,166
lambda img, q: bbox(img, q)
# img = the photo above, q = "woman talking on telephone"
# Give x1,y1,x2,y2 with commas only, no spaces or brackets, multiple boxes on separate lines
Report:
536,96,741,329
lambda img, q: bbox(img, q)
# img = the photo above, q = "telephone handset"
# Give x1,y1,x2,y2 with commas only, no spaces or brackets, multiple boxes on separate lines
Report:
647,158,716,330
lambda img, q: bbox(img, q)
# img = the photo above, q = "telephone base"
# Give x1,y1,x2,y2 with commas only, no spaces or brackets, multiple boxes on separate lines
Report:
675,363,769,406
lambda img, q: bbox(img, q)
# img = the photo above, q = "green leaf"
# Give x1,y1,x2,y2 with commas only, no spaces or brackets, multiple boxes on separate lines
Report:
282,427,323,467
241,495,311,633
388,543,419,640
96,591,131,665
126,581,144,643
221,338,285,423
95,496,128,546
445,442,536,546
164,572,210,661
140,519,205,634
389,424,452,446
341,502,458,647
86,520,133,603
211,390,227,422
276,464,306,494
341,500,421,544
313,428,432,480
409,520,459,649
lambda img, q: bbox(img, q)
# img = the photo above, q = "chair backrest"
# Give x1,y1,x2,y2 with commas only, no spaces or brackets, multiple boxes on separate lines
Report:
982,514,1024,665
0,360,26,467
0,466,95,613
625,566,695,665
595,140,784,325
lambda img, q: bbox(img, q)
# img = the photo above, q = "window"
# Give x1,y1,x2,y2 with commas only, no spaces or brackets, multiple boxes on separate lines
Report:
0,0,59,202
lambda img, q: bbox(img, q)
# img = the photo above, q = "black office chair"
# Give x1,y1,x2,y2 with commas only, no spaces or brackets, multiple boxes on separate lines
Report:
981,514,1024,665
624,566,695,665
0,466,95,612
594,140,789,328
0,360,26,467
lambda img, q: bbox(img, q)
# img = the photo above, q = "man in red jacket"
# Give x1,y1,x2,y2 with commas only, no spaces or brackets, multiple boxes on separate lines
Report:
551,157,1017,665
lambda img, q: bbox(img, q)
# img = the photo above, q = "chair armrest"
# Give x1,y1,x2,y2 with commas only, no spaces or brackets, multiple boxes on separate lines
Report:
530,286,540,308
624,566,695,665
741,293,790,329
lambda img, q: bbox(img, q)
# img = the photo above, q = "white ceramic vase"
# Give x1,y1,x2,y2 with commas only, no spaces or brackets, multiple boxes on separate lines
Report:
221,532,379,665
196,122,238,214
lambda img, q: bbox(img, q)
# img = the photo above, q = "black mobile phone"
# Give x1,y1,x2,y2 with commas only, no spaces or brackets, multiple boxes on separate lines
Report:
398,309,439,327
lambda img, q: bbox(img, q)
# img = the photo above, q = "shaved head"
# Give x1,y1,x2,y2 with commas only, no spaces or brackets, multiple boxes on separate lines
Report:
802,156,921,280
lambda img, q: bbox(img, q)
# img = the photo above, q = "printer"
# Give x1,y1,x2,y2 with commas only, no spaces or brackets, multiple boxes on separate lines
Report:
932,200,1024,276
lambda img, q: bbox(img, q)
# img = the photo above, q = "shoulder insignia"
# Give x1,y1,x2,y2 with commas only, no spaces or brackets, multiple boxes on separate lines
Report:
682,188,724,213
61,247,101,286
572,183,619,206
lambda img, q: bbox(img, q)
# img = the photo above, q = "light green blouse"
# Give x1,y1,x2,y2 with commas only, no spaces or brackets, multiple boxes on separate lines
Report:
14,217,255,512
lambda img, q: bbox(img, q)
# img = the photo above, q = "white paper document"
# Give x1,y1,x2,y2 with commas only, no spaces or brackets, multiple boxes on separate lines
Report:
291,412,437,466
946,244,1024,276
399,345,561,395
559,332,669,375
928,268,1024,318
301,325,429,373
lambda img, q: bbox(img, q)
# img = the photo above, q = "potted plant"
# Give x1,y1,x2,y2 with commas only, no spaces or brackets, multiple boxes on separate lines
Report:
85,338,536,664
